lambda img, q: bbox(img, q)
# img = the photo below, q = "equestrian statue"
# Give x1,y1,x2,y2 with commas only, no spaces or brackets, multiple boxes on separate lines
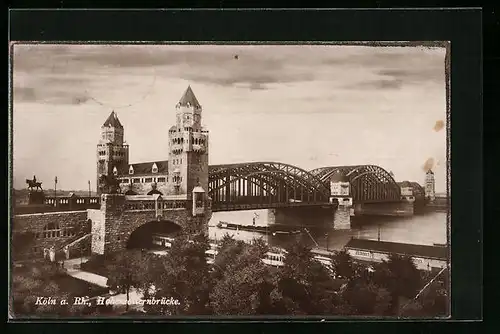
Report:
26,175,43,191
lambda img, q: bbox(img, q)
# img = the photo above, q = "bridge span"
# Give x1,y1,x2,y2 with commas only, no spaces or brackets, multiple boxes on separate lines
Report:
208,162,332,212
208,162,406,212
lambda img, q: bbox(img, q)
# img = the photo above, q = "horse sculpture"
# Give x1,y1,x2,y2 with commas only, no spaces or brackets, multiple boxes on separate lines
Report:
26,176,43,191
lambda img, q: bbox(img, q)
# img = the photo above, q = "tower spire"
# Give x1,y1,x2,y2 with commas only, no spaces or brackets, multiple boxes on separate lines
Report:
178,85,201,108
103,110,123,128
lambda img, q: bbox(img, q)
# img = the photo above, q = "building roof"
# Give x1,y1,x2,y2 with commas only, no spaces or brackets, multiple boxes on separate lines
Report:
102,111,123,129
178,86,201,108
118,160,168,176
192,186,205,193
345,238,448,260
426,169,434,175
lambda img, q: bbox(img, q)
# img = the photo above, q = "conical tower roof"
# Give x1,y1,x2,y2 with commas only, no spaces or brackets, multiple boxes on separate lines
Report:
102,111,123,128
178,85,201,108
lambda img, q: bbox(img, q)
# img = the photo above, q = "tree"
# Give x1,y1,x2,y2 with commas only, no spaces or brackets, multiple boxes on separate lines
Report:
373,253,422,314
105,250,144,312
250,237,269,258
399,269,449,318
275,237,341,315
342,281,391,315
11,231,35,260
211,236,246,281
145,232,212,315
331,249,354,279
209,242,275,315
11,261,94,317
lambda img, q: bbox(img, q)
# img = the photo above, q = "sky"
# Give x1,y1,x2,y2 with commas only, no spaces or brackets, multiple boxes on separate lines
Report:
11,44,448,193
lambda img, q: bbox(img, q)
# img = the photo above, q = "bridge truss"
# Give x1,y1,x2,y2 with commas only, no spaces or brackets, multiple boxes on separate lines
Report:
310,165,401,203
208,162,332,211
410,182,426,201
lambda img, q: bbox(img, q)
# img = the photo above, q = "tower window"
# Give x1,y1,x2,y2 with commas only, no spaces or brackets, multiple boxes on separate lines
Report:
157,177,166,183
133,178,140,183
145,178,153,183
129,166,134,175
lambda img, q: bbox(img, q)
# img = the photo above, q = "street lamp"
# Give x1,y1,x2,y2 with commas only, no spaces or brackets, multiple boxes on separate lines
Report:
54,176,58,207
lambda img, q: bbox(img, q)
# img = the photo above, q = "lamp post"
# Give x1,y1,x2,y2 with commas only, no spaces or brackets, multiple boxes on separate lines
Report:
54,176,58,207
88,180,91,198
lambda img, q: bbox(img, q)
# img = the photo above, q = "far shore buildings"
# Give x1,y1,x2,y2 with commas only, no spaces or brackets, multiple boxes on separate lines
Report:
344,238,448,272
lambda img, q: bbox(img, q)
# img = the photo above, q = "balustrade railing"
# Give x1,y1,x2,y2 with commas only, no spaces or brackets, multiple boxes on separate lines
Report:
124,200,189,211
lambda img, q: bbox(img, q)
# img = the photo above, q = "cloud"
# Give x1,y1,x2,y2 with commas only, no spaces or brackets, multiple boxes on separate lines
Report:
378,68,444,85
13,87,37,102
12,44,446,99
422,157,435,172
13,83,91,106
348,78,404,90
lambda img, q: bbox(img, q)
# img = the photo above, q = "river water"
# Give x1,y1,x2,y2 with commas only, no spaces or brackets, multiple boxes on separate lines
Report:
208,209,448,251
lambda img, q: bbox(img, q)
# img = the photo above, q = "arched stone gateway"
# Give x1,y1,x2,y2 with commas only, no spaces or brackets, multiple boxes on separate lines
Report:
126,220,182,250
90,194,211,255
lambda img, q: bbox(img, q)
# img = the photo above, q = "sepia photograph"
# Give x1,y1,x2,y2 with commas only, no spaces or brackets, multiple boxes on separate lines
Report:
10,43,450,319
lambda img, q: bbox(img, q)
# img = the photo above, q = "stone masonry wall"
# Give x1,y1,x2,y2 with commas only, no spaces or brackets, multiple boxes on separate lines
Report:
89,209,105,255
333,206,351,230
12,211,89,260
95,194,212,255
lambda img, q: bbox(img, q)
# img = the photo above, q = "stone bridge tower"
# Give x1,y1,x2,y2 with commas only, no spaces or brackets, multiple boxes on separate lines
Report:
425,169,436,202
96,111,129,195
168,86,209,199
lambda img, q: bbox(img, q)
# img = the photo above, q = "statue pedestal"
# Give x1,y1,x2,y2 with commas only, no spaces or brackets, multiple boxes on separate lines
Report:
28,191,45,205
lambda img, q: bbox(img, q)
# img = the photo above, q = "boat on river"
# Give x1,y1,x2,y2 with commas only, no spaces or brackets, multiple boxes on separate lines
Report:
216,221,301,235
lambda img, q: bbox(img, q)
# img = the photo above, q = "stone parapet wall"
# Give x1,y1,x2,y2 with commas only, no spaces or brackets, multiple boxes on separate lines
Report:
12,211,89,260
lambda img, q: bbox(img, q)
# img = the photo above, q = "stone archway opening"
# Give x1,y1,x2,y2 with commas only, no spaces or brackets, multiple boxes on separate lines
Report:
126,220,182,250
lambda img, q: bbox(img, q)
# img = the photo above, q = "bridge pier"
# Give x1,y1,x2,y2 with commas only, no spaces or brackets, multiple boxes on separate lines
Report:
266,204,350,230
333,204,352,230
267,206,335,228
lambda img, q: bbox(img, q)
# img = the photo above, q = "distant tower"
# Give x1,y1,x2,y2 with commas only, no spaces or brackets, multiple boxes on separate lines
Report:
425,169,436,201
96,111,129,194
168,86,209,199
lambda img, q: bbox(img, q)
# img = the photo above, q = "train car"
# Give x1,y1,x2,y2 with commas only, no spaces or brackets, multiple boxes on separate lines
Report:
205,249,218,260
262,251,286,267
313,255,333,268
152,234,175,248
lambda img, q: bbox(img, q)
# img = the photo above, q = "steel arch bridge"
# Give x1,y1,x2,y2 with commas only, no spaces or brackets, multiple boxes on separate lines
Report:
310,165,401,203
410,182,425,201
208,162,332,211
